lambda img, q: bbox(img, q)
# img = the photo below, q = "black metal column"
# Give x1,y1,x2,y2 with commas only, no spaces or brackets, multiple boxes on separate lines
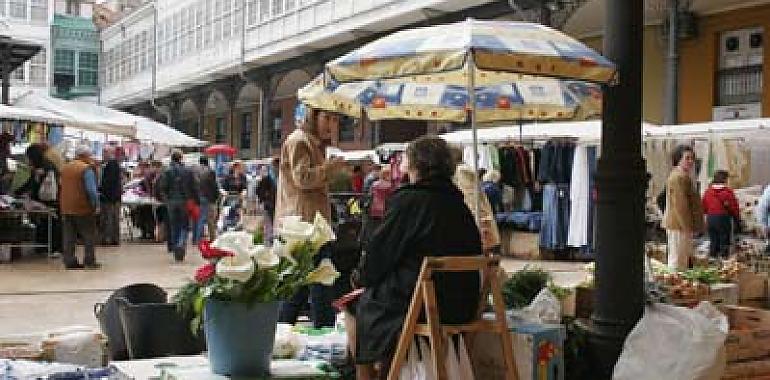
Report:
587,0,647,377
1,49,9,105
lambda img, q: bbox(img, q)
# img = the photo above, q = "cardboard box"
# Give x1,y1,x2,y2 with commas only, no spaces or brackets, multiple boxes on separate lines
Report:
737,272,768,300
721,305,770,363
471,322,565,380
500,230,540,259
709,283,739,306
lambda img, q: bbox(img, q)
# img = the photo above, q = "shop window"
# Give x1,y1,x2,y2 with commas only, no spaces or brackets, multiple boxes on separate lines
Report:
271,0,283,17
29,49,46,86
259,0,269,21
271,112,282,147
215,116,227,143
78,52,98,87
31,0,47,23
10,64,24,84
716,28,764,107
240,112,252,150
246,0,257,25
0,0,5,16
195,1,204,50
9,0,25,19
204,0,213,46
338,116,355,142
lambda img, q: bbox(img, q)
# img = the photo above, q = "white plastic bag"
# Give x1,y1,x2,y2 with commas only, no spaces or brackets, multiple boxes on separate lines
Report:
518,288,562,324
399,336,475,380
613,302,728,380
39,171,57,202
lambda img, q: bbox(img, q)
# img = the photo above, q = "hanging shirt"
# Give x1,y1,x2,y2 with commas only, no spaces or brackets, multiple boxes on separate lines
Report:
568,145,590,248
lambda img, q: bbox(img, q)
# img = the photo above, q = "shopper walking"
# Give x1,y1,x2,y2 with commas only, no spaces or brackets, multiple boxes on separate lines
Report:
156,150,199,261
193,155,220,243
275,104,344,328
60,145,101,270
255,165,276,244
662,145,705,270
99,147,122,246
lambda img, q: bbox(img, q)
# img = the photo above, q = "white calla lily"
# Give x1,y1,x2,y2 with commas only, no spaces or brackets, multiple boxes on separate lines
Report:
212,231,254,259
277,215,315,241
250,244,280,269
271,239,296,264
305,258,340,286
216,255,256,282
310,212,336,252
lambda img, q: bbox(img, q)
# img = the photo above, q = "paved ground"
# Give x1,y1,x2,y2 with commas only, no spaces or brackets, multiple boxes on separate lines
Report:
0,242,588,337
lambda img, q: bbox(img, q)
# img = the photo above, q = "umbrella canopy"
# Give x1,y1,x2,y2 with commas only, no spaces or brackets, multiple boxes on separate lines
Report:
326,19,616,85
205,144,237,156
298,74,602,123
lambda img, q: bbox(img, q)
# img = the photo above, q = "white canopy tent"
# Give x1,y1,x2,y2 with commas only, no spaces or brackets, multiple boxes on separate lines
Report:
13,90,205,147
440,118,770,145
0,104,77,126
14,91,136,137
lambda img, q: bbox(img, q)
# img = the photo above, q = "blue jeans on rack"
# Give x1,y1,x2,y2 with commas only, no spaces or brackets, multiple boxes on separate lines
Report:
540,183,570,250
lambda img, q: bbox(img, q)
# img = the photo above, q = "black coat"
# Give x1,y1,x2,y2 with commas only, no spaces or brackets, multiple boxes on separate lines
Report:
355,178,482,364
100,160,122,203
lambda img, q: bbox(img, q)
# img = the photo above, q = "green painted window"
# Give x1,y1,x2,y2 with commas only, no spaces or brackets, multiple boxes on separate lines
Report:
54,49,76,75
78,52,98,87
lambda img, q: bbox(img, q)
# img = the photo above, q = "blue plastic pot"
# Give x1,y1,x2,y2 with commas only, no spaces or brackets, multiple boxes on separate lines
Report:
203,299,280,377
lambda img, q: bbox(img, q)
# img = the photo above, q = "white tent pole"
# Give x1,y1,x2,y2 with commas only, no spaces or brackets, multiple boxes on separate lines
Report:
468,50,481,223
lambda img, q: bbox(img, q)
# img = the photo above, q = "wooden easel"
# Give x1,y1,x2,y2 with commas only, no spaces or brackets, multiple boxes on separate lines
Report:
387,256,519,380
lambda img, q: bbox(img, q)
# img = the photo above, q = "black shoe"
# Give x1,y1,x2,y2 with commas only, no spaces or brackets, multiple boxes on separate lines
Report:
83,262,102,269
65,263,84,270
173,248,185,262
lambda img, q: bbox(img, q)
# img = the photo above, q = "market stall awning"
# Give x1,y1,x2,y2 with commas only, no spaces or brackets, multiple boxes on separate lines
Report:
0,36,41,73
13,91,136,137
135,117,205,147
0,104,77,125
440,120,659,144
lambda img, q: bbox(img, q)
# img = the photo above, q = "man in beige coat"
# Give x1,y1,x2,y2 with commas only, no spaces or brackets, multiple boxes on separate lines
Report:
662,145,705,270
275,103,344,327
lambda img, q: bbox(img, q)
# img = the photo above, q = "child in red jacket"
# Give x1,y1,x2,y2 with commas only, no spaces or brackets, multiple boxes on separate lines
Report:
702,170,740,258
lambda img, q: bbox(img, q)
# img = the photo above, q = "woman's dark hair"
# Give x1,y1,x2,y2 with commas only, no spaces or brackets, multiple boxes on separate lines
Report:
405,136,455,181
671,144,694,166
25,143,48,168
712,170,729,184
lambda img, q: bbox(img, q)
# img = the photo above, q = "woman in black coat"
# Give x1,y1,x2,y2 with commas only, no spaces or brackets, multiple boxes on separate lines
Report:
353,136,482,379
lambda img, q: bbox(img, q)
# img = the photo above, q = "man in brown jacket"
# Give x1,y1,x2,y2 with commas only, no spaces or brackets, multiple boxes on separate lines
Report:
60,145,101,269
275,103,344,327
662,145,705,270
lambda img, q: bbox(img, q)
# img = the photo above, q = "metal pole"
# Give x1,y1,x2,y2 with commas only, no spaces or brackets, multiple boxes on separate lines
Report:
467,50,480,222
664,0,679,125
585,0,646,377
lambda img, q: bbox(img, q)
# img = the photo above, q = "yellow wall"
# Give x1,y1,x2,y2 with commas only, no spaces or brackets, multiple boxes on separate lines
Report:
679,4,770,123
581,27,666,124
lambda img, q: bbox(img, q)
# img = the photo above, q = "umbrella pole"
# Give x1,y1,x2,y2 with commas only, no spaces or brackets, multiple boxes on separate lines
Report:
467,52,481,224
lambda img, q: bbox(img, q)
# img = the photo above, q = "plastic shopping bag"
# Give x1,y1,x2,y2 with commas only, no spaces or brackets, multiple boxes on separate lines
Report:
613,302,728,380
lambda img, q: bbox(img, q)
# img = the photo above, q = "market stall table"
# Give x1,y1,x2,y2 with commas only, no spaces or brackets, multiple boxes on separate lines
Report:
121,195,163,242
0,208,56,259
110,355,340,379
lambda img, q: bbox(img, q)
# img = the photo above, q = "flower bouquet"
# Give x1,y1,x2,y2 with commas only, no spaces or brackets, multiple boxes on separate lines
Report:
174,212,340,377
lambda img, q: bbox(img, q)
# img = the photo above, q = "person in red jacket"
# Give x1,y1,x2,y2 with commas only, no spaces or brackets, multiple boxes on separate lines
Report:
702,170,740,258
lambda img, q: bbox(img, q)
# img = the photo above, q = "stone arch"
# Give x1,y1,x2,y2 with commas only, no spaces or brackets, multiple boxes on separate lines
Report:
233,83,261,153
205,90,230,143
273,69,313,98
179,98,200,136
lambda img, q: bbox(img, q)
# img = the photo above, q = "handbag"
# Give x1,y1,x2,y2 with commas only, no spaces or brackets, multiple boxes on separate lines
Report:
39,170,57,202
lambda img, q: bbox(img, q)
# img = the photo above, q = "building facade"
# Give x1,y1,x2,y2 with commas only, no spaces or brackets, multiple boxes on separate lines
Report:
566,0,770,124
2,0,100,100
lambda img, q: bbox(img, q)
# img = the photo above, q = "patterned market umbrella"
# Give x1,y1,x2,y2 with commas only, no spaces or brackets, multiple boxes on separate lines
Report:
319,19,615,219
298,73,603,123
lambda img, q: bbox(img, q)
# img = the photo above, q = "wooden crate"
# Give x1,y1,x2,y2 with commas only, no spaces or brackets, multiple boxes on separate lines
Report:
500,230,540,259
722,358,770,379
721,306,770,363
738,272,769,301
711,283,739,306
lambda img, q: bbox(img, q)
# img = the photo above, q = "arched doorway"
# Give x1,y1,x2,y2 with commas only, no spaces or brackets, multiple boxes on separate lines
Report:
235,83,260,157
205,90,229,144
269,69,312,153
179,99,200,138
